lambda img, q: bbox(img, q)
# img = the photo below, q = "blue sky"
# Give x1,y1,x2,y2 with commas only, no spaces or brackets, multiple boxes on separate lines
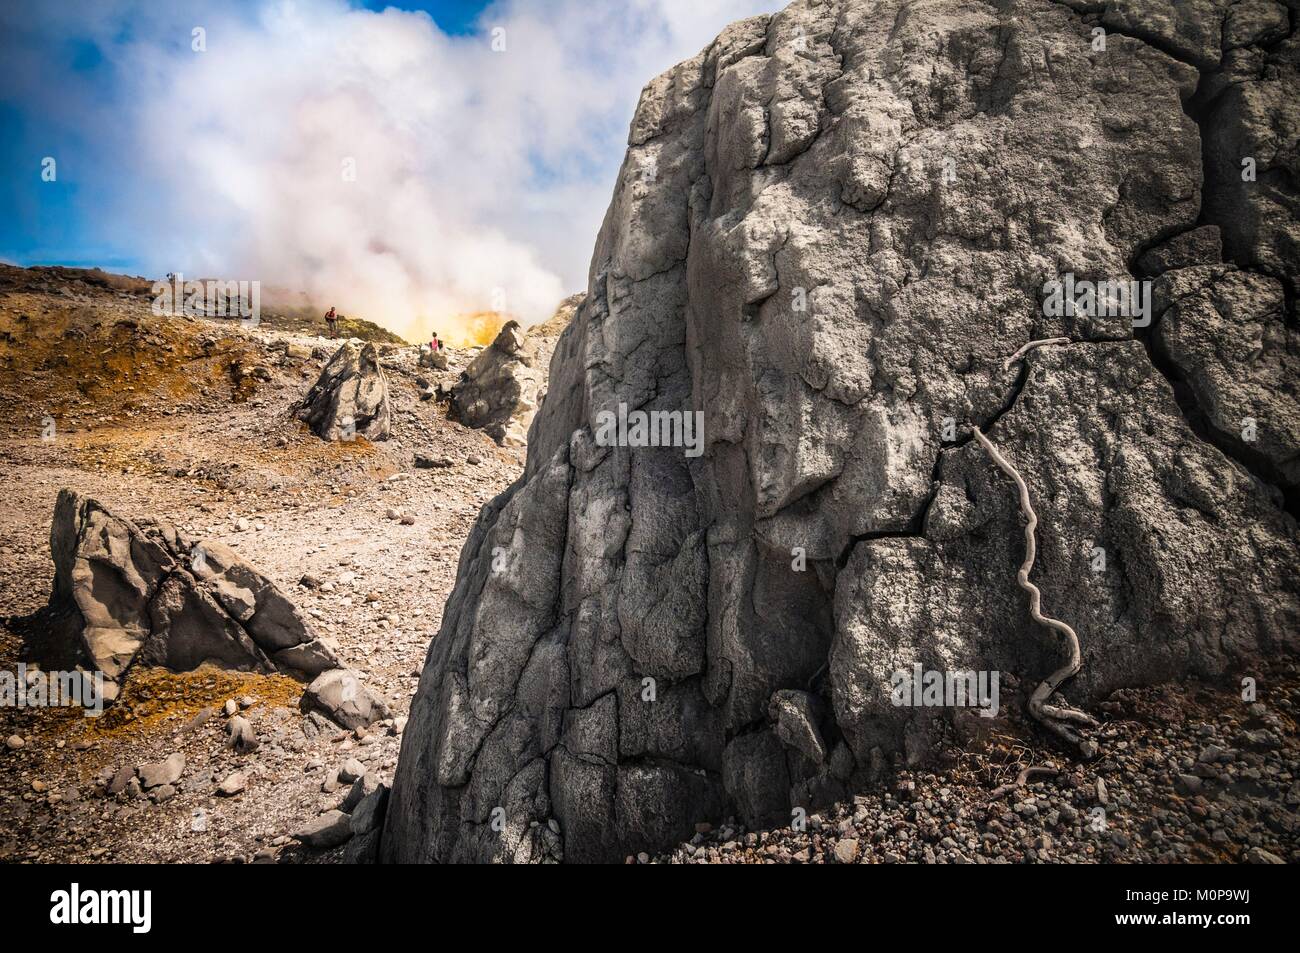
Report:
0,0,778,334
1,1,494,272
361,0,489,33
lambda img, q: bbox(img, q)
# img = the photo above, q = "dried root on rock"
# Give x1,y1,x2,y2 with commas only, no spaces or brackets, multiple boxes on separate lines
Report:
972,425,1100,760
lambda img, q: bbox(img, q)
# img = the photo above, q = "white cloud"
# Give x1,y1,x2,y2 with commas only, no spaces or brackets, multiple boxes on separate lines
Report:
108,0,780,341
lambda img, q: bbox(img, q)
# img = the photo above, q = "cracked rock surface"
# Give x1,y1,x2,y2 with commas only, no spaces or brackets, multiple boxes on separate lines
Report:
451,297,583,447
450,322,544,447
43,489,347,705
296,341,392,442
382,0,1300,863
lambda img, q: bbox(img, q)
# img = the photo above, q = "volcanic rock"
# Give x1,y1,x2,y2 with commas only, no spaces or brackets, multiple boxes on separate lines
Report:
450,321,540,446
450,296,581,448
296,340,392,441
138,753,184,790
295,810,353,849
382,0,1300,863
301,668,390,730
44,489,348,704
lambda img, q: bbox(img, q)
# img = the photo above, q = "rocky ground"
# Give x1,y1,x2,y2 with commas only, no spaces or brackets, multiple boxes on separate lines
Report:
655,664,1299,864
0,268,523,863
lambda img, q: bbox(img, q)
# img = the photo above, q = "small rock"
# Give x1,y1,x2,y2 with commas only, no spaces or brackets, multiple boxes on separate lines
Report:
1244,847,1285,864
301,668,390,730
106,765,136,795
833,838,859,864
338,758,367,784
182,707,215,732
227,715,259,753
340,774,378,813
138,753,185,790
295,810,354,849
216,772,247,797
414,454,453,469
350,785,390,836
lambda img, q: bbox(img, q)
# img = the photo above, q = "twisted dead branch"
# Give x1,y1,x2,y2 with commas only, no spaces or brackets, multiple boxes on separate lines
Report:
1003,336,1070,368
989,764,1060,800
972,425,1099,759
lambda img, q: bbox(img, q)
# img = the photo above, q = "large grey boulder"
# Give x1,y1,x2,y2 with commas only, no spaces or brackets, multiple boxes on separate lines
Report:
382,0,1300,863
296,340,392,441
45,489,347,704
450,297,581,447
450,321,543,446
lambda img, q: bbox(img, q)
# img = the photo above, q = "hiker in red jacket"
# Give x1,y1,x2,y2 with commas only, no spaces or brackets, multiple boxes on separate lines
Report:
324,306,338,339
429,331,442,352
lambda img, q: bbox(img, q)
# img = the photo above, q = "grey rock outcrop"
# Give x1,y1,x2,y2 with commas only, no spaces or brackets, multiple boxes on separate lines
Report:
383,0,1300,863
296,340,392,441
45,489,364,714
450,297,582,447
1152,266,1299,498
450,321,542,446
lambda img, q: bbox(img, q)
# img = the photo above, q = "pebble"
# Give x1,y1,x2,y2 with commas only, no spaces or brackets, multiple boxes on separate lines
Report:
338,758,367,784
216,772,248,797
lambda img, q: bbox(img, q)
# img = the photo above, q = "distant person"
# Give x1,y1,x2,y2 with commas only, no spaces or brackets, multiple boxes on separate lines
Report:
422,330,448,369
324,306,338,339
